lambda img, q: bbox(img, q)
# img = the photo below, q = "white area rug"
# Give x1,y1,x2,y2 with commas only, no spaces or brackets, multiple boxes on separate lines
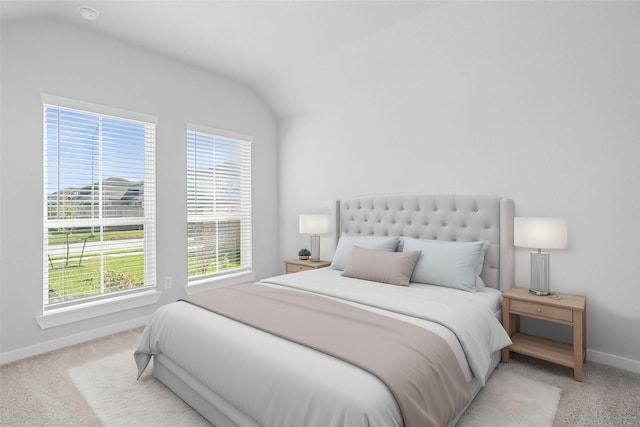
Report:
69,351,211,426
70,351,560,427
457,368,561,427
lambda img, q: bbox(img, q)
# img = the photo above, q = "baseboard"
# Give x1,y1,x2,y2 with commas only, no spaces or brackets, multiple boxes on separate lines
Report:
587,349,640,374
0,315,150,366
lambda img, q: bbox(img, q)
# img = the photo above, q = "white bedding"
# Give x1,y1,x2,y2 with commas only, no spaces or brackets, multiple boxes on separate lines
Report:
262,269,510,385
409,281,503,315
135,270,511,427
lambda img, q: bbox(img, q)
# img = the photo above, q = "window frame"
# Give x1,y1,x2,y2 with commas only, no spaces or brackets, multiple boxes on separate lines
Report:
186,123,254,290
40,94,159,325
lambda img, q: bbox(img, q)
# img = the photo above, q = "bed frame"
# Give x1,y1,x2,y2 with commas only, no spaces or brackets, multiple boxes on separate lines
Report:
154,193,515,427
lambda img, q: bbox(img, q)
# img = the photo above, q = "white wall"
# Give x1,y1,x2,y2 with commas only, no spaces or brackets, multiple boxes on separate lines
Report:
0,19,279,358
267,2,640,368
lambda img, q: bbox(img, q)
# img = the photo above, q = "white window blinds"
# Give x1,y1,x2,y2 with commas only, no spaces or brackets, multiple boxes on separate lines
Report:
187,124,252,281
43,95,156,309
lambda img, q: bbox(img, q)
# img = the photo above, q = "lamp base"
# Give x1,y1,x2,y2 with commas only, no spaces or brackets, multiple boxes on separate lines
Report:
529,251,550,296
310,235,320,262
528,288,551,296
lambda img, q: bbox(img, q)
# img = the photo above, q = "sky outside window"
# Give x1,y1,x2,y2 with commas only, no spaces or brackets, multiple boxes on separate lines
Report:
45,106,146,196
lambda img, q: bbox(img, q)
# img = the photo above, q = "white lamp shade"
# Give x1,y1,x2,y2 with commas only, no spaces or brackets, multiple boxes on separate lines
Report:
299,214,330,235
514,217,567,249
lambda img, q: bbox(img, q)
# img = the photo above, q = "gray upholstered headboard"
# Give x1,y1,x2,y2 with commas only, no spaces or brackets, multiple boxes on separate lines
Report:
335,194,515,291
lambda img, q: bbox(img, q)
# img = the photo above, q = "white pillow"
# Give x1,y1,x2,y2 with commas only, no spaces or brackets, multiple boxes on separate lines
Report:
341,246,421,286
330,233,400,271
401,237,489,292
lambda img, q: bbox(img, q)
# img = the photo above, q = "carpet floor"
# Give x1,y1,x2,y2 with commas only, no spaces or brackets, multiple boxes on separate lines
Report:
1,328,638,426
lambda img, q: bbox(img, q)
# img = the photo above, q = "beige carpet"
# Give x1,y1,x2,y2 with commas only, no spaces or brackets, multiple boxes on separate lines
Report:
68,350,559,427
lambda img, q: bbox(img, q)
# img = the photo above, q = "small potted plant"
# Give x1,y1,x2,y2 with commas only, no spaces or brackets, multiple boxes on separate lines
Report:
298,248,311,260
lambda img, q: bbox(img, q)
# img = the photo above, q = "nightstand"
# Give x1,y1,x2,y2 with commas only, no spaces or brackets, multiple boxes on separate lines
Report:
501,287,587,381
284,259,331,274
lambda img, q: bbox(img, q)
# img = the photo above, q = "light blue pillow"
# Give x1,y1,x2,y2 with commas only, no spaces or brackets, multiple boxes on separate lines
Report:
330,233,400,271
401,237,489,292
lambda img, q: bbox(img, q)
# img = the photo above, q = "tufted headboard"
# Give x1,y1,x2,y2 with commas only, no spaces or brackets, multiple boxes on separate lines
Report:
336,194,515,291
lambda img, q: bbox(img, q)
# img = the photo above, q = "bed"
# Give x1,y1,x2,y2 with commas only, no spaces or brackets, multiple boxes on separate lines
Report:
135,194,515,427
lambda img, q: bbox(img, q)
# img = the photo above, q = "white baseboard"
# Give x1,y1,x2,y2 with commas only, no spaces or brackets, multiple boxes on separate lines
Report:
587,349,640,374
0,315,150,366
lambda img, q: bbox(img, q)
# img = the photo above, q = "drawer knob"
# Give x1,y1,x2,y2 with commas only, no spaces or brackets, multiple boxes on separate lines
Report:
536,308,542,313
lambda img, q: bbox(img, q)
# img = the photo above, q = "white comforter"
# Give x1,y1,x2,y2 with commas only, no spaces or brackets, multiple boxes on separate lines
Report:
263,269,511,385
135,270,511,427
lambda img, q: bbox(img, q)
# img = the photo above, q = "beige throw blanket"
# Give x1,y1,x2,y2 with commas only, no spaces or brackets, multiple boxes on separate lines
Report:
183,283,471,427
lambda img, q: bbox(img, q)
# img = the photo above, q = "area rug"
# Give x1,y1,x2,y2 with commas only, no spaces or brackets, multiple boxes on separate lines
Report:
69,351,211,426
70,351,560,427
456,368,562,426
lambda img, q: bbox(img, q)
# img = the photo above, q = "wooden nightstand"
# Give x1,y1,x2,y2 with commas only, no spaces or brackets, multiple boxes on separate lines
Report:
501,287,587,381
284,259,331,274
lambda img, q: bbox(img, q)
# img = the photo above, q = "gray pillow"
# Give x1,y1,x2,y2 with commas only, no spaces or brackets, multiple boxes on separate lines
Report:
330,233,400,271
341,246,421,286
401,237,489,292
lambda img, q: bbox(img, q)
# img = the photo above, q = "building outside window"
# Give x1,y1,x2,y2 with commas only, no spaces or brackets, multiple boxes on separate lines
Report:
43,95,156,310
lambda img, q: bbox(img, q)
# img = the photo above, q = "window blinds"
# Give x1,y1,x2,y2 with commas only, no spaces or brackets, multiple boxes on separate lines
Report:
186,125,252,281
43,98,156,309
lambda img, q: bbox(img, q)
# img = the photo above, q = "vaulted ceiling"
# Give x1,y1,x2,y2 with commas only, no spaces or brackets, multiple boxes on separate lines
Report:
1,1,440,116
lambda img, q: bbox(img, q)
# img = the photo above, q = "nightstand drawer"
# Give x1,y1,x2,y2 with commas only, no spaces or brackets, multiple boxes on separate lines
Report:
286,264,309,273
511,300,573,322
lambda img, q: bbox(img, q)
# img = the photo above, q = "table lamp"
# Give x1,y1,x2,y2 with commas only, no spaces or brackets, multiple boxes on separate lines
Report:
514,217,567,296
299,214,330,262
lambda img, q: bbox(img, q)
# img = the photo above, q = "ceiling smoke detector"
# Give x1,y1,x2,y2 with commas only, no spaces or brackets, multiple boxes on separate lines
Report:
78,6,99,21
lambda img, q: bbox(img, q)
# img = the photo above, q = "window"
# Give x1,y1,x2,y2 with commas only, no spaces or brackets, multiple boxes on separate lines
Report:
187,124,252,284
43,95,156,311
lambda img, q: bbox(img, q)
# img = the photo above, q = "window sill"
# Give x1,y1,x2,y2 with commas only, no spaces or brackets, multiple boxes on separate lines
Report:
36,290,161,329
187,270,256,295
